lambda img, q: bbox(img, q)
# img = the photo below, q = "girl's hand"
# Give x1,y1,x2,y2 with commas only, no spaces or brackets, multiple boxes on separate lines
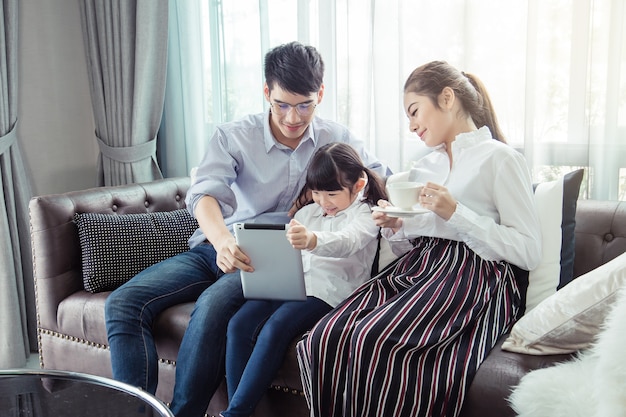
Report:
419,182,457,220
373,200,403,231
287,219,317,250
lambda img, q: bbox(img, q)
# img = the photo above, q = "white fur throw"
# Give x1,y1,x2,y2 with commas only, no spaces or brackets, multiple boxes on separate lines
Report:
509,285,626,417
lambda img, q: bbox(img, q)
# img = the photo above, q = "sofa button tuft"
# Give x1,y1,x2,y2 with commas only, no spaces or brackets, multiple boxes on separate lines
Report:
605,233,614,242
176,194,181,201
112,205,118,212
144,201,150,208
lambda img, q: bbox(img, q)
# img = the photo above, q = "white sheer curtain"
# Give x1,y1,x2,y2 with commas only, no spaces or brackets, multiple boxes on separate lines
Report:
161,0,625,201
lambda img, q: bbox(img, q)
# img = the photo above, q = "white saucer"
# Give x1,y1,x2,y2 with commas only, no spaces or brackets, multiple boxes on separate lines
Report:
372,206,429,218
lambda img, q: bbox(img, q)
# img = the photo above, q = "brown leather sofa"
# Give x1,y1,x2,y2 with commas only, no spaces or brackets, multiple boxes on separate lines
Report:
29,177,626,417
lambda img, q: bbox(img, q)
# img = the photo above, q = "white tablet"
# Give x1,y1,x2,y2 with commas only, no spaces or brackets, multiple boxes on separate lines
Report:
233,223,306,301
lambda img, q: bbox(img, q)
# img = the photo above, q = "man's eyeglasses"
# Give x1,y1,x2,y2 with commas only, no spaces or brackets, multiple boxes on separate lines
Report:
270,101,317,117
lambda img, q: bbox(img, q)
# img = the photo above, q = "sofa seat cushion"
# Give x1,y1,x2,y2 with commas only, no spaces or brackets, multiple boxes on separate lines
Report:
459,335,573,417
57,291,110,345
152,302,305,392
57,292,195,361
153,303,194,361
270,339,306,393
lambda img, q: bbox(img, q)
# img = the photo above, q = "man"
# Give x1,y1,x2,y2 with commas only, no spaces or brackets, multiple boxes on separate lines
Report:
105,41,390,417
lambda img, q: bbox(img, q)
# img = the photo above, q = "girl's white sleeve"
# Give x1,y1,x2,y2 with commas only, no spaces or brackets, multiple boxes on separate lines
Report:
311,204,379,258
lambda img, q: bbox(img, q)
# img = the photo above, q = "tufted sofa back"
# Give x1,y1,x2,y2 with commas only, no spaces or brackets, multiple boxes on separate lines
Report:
573,200,626,278
29,177,191,332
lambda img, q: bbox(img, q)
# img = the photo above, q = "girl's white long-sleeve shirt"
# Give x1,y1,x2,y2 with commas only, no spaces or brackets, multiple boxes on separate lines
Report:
384,127,542,271
295,198,379,307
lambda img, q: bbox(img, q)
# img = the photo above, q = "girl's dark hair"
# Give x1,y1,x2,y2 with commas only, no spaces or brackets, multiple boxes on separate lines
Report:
264,41,324,96
403,60,506,143
295,143,388,209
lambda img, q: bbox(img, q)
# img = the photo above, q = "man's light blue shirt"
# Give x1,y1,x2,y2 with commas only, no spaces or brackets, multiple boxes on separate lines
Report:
186,110,390,248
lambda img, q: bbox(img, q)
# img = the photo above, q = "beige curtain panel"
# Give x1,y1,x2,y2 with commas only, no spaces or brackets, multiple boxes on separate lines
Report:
0,0,36,369
79,0,168,186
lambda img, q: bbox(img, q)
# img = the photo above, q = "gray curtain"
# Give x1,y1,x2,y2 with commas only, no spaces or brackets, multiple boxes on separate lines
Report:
79,0,168,186
0,0,36,368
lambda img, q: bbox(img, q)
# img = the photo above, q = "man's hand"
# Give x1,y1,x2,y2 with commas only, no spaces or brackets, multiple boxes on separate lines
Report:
214,235,253,273
195,195,253,273
286,219,317,250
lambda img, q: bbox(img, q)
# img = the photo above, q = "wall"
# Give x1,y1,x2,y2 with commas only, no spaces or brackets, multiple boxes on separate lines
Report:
18,0,98,197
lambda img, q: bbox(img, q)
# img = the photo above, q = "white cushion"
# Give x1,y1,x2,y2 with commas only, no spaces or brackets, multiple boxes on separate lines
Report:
525,169,583,312
502,252,626,355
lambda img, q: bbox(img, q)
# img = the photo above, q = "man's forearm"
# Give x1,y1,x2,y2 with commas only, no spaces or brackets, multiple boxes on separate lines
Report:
195,195,233,249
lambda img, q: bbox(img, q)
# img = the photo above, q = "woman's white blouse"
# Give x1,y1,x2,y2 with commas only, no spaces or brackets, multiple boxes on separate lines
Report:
383,127,542,271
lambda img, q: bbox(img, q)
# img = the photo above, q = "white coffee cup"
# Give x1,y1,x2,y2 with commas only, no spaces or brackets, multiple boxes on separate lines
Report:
386,181,423,210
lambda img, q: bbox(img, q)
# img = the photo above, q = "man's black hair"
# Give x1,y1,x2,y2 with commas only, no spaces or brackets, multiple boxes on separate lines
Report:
264,41,324,96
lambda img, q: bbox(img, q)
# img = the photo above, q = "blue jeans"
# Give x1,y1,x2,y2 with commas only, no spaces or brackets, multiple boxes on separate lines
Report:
221,297,332,417
105,243,246,417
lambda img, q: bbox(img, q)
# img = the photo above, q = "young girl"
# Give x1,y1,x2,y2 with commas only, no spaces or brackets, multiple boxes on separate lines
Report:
220,142,388,417
297,61,542,417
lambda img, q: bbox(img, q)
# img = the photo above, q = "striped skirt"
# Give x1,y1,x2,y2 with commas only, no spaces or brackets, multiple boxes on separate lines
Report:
296,237,522,417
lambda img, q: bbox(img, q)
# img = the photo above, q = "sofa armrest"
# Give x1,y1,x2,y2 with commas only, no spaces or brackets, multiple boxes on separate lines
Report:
30,177,191,332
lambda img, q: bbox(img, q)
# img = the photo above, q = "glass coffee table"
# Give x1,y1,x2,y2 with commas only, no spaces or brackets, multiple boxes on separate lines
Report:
0,369,173,417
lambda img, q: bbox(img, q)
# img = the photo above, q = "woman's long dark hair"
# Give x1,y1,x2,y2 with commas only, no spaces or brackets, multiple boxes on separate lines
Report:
404,60,506,143
295,143,387,209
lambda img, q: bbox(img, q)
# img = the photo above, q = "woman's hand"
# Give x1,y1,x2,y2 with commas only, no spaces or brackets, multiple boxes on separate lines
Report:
287,219,317,250
373,200,403,232
419,182,457,220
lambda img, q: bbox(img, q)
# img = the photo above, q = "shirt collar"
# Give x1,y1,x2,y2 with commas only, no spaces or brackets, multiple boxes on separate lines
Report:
451,126,492,152
407,126,494,185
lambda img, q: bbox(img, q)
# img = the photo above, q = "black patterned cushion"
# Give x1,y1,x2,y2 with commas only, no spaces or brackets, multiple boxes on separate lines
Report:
74,209,199,293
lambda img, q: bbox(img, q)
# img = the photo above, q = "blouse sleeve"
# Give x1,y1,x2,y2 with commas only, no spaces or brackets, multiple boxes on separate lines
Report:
446,151,542,270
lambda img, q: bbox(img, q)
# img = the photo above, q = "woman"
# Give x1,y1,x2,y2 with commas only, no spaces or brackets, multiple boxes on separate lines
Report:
296,61,542,417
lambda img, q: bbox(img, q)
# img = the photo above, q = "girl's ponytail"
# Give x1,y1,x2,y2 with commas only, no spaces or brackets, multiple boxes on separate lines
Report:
361,167,388,206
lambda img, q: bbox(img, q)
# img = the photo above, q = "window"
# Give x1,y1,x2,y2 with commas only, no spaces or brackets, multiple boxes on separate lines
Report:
163,0,626,200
